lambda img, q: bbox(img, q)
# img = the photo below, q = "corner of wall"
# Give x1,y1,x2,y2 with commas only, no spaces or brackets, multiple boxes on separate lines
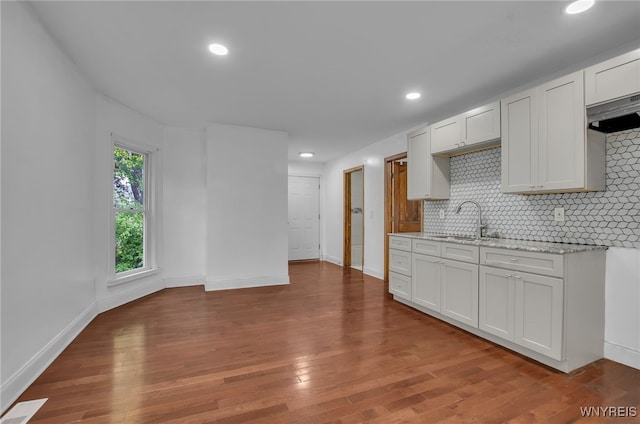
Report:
205,275,290,291
604,342,640,370
0,302,98,414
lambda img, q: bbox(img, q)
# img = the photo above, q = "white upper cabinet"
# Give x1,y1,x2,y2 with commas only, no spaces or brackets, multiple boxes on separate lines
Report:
430,117,461,154
585,48,640,106
431,101,501,156
407,126,450,200
501,88,537,193
501,70,605,194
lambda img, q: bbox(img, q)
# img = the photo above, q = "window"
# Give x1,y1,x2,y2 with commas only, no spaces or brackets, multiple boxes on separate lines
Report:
110,136,157,284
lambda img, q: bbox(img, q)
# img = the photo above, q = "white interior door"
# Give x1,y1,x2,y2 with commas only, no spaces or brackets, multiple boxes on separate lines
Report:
288,176,320,260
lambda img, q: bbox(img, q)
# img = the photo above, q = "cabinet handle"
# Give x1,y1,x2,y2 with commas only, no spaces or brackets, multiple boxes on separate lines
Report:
461,141,466,146
510,258,518,262
514,275,522,279
505,274,512,278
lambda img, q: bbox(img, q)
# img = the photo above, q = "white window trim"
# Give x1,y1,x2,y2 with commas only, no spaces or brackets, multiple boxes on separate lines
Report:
108,133,159,286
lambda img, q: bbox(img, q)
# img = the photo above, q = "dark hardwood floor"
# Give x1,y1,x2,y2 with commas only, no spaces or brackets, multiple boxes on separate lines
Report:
15,262,640,423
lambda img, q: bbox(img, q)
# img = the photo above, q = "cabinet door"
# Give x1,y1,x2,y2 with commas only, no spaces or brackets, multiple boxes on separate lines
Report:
412,253,440,312
440,259,479,328
389,249,411,276
407,128,431,200
462,101,501,146
538,71,585,191
501,88,538,193
430,116,461,154
585,48,640,106
407,128,450,200
514,272,563,360
479,266,514,341
389,271,412,301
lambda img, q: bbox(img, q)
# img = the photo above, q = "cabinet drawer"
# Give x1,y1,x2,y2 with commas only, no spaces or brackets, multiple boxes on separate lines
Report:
389,249,412,276
389,271,411,300
442,242,479,264
389,235,412,252
412,239,441,256
480,247,564,278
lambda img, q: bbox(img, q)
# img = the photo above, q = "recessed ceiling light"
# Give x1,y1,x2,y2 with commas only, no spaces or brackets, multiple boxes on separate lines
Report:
406,92,421,100
299,152,314,158
564,0,595,15
208,43,229,56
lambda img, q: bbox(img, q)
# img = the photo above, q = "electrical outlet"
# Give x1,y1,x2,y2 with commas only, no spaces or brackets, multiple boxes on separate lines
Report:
439,209,445,219
554,207,565,222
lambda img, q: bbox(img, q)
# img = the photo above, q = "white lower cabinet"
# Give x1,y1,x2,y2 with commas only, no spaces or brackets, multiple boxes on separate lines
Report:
479,267,515,341
514,271,563,360
412,253,441,311
441,259,478,328
389,235,606,373
389,236,413,301
389,271,411,301
479,265,563,360
411,241,479,329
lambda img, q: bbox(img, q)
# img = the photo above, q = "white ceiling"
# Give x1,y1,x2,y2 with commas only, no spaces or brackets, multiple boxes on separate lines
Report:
27,1,640,163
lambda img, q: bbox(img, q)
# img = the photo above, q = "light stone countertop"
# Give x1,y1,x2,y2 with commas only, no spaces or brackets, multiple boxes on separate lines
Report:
389,232,608,254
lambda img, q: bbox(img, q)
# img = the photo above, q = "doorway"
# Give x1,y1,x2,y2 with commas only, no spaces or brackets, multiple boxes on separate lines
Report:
288,176,320,261
384,153,423,280
343,166,364,270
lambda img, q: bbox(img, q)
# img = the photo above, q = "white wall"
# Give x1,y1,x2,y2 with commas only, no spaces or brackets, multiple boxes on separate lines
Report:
605,248,640,369
1,2,97,410
288,160,324,177
205,124,289,290
93,96,165,311
322,130,408,278
162,127,206,287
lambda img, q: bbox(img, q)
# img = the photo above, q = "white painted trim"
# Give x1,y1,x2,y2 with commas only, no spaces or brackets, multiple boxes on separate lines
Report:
0,303,97,414
108,267,160,286
363,266,384,280
604,340,640,370
96,277,164,313
323,255,343,266
163,275,205,288
205,275,290,291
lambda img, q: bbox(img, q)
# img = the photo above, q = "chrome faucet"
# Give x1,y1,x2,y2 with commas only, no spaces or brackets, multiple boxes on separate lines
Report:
454,200,485,239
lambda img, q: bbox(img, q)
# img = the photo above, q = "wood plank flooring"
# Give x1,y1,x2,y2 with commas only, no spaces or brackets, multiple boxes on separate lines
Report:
14,262,640,423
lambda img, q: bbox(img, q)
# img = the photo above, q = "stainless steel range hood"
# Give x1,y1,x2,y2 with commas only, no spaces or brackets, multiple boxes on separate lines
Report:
587,94,640,133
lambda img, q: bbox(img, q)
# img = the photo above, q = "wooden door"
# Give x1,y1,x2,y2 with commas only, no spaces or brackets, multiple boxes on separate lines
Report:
384,153,423,281
288,176,320,261
392,161,422,233
343,166,364,269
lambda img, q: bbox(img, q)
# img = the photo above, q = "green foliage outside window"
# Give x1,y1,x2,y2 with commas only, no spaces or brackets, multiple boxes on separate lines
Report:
114,146,145,273
115,212,144,273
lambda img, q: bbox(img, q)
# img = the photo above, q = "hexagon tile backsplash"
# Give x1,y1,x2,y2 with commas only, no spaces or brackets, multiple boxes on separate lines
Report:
423,128,640,248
